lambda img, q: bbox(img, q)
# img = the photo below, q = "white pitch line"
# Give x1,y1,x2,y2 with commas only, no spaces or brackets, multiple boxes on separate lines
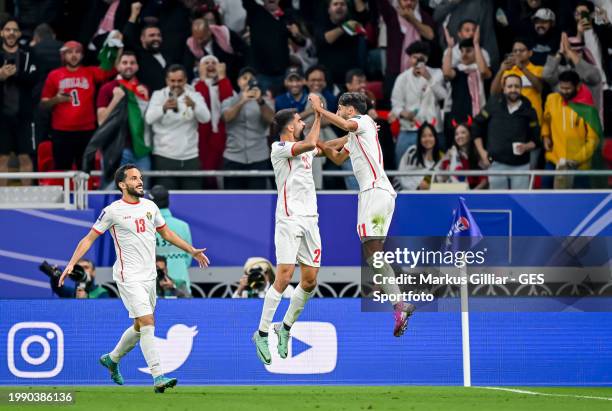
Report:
479,386,612,401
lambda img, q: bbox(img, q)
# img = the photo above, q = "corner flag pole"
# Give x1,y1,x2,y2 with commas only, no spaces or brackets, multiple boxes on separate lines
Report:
447,197,481,388
460,263,471,387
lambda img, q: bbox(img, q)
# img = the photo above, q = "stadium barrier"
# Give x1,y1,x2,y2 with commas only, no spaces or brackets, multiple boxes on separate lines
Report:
0,172,89,210
1,299,611,386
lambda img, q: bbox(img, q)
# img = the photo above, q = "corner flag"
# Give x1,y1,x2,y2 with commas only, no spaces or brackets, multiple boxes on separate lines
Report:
446,197,482,250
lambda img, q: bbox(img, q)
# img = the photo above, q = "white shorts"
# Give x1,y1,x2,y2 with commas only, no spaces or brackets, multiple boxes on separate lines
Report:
357,188,395,241
117,279,157,319
275,217,322,267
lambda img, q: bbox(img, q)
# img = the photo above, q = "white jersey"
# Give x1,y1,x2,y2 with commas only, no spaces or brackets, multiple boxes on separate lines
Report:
271,141,318,220
343,114,396,195
92,198,166,283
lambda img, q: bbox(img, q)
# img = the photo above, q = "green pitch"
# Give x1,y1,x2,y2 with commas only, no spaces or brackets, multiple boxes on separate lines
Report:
1,386,612,411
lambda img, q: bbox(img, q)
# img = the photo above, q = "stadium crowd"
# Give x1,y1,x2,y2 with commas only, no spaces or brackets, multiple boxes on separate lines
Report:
0,0,611,190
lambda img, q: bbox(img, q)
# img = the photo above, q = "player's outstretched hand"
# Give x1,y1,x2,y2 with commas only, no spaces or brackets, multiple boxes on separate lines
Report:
192,248,210,268
308,93,322,111
59,265,74,286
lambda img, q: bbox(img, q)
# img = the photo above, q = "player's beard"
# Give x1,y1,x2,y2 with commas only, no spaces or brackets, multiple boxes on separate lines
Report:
126,185,145,198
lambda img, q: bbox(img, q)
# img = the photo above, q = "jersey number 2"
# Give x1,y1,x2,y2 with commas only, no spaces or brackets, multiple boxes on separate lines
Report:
135,218,146,233
313,248,321,263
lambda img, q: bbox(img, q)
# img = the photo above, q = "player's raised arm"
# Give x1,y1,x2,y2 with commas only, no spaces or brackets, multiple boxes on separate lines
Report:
317,139,350,165
313,101,358,132
157,225,210,268
59,229,101,286
289,94,322,156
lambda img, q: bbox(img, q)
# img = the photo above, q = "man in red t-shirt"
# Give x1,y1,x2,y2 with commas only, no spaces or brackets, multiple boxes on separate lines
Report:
40,41,116,170
97,50,150,174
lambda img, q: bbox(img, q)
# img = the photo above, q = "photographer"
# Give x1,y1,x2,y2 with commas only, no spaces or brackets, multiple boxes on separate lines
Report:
42,258,109,299
221,67,274,189
156,256,189,298
233,257,294,299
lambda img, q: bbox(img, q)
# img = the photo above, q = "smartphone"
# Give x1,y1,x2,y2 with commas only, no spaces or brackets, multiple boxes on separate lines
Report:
247,78,259,90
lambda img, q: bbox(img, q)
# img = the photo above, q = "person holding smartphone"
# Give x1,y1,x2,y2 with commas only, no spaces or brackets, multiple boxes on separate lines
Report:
0,17,37,186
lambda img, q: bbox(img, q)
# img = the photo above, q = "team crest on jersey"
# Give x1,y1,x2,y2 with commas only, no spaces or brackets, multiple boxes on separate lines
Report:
278,141,286,146
146,211,153,221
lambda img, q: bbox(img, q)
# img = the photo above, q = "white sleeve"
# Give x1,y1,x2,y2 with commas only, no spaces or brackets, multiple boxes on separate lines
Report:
153,205,166,230
92,206,113,234
145,90,165,125
271,141,298,159
352,116,369,135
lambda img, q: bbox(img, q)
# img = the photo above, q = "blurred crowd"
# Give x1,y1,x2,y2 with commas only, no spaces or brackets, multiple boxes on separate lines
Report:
0,0,611,190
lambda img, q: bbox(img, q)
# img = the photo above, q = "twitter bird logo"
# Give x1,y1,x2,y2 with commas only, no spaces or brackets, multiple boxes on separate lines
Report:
138,324,198,374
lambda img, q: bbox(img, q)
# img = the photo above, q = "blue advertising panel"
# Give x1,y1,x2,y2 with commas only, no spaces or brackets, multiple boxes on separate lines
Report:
1,300,611,386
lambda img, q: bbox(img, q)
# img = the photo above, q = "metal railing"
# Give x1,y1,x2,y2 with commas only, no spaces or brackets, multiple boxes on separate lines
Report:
90,169,612,190
0,172,89,209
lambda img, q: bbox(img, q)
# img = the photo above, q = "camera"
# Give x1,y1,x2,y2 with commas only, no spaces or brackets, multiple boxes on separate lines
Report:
246,266,266,292
39,261,90,284
157,268,167,282
247,78,259,90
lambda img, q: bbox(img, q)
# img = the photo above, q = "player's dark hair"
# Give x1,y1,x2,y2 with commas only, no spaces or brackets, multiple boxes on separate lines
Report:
558,70,580,86
271,108,297,138
415,122,441,167
166,63,187,78
345,68,365,85
338,92,367,115
114,164,140,191
405,40,431,57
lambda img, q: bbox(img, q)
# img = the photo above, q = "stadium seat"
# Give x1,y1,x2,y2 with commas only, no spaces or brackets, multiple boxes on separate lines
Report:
37,141,101,189
603,138,612,186
366,80,384,102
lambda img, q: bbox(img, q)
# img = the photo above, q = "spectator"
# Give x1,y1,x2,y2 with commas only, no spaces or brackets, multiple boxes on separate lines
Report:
376,0,436,99
242,0,305,94
472,74,540,190
434,0,499,69
221,66,274,189
314,0,368,87
528,8,560,66
233,257,293,298
442,19,492,69
182,17,245,84
288,18,318,72
541,70,600,188
573,0,612,90
149,185,193,296
30,23,62,148
437,123,487,189
194,56,234,188
275,67,308,113
50,258,109,299
442,30,492,149
96,50,151,175
145,64,211,189
543,32,602,110
491,38,544,122
122,3,172,92
156,255,189,298
0,17,37,186
40,40,116,171
397,122,443,190
389,40,445,164
305,65,337,113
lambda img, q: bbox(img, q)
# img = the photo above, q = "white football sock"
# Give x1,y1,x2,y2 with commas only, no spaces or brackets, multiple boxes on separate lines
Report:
109,326,140,363
139,325,163,378
282,284,313,328
367,256,403,305
258,286,283,334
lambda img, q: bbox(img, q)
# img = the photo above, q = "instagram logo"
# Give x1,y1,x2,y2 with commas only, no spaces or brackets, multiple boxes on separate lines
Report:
7,322,64,378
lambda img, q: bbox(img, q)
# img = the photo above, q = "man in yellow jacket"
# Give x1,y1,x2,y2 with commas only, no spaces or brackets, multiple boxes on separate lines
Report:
541,70,600,188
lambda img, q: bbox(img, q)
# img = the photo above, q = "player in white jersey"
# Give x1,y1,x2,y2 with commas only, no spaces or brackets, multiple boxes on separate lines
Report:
59,164,210,392
252,95,323,365
314,92,416,337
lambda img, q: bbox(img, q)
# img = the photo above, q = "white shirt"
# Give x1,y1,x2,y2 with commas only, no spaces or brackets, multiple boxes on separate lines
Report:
92,198,166,283
271,141,318,220
343,115,396,195
145,86,211,160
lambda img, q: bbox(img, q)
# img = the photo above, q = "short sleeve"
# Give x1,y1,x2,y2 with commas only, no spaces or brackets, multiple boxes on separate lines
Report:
153,205,166,231
350,116,368,135
92,207,113,234
221,95,237,114
271,141,298,159
41,71,58,100
96,82,113,108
